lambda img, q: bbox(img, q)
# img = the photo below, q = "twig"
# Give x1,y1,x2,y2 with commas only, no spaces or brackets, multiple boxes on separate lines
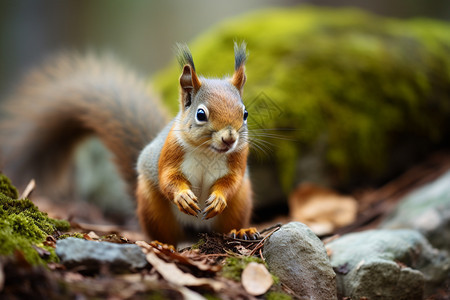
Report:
260,223,282,235
281,283,303,300
19,179,35,199
249,225,281,256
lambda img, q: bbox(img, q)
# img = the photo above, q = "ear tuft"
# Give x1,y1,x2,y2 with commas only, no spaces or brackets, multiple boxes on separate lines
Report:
176,43,196,71
176,44,201,109
232,41,247,93
234,41,247,71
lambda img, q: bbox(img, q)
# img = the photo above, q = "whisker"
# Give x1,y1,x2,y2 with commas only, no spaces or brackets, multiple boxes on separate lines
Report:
241,136,275,159
191,139,211,152
247,127,298,132
247,140,271,159
248,133,296,142
249,138,278,151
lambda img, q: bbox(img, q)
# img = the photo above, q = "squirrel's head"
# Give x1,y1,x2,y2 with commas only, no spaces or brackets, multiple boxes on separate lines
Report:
175,43,248,154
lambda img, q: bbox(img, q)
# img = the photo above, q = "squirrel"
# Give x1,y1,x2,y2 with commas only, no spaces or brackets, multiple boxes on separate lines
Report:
0,43,258,245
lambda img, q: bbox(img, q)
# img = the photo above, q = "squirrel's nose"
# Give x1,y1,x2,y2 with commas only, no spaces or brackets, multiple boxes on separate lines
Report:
222,136,236,146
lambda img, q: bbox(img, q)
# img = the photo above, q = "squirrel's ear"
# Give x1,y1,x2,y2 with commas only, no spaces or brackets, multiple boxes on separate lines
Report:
232,66,246,94
231,42,247,94
179,64,201,109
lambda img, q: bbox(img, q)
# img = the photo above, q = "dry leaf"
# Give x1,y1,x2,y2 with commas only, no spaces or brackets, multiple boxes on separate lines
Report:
241,262,273,296
87,231,100,240
64,272,84,283
137,241,221,273
146,251,224,292
235,245,253,256
289,183,358,235
178,286,207,300
135,240,152,251
43,235,57,248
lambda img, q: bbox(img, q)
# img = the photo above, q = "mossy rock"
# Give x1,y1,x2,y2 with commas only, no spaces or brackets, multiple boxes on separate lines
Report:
153,7,450,203
0,174,70,264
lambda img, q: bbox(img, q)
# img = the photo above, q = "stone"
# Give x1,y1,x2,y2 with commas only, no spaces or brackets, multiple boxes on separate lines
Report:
381,170,450,252
56,238,147,272
326,229,450,299
263,222,337,299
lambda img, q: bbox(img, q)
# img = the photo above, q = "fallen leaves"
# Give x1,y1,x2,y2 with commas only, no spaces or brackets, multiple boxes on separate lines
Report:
1,221,290,299
145,250,225,292
289,183,358,235
133,232,285,299
136,240,221,274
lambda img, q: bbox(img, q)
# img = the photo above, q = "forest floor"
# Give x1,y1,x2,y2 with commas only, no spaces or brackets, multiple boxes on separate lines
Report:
1,151,450,299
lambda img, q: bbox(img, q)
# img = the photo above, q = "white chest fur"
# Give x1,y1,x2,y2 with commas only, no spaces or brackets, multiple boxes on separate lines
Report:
173,149,229,228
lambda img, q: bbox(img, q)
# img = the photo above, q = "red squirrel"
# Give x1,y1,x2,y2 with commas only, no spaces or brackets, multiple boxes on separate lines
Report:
0,43,258,245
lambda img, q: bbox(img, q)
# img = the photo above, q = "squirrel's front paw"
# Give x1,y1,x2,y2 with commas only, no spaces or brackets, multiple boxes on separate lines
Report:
202,191,227,219
229,227,261,240
174,189,200,216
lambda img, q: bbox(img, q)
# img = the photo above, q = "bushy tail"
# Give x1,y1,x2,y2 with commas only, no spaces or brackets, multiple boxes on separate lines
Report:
0,52,169,196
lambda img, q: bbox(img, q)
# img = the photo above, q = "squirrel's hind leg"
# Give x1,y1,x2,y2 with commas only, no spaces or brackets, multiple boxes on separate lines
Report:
214,177,254,236
136,175,181,245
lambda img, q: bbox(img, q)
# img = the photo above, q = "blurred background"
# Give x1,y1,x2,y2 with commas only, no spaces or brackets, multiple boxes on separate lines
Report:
1,0,449,230
1,0,449,97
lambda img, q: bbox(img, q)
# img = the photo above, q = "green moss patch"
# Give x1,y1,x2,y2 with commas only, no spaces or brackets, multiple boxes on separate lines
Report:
265,291,293,300
153,7,450,191
0,174,19,199
0,174,70,264
58,232,86,240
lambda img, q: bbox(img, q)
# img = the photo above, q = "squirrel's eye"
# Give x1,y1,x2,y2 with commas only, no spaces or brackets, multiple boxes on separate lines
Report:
243,109,248,122
196,108,208,122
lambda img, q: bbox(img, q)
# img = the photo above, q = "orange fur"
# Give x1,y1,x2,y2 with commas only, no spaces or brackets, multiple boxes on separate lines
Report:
216,176,252,233
158,127,190,199
211,146,249,199
136,174,181,245
231,65,246,94
190,67,202,91
208,146,251,228
138,125,252,242
207,92,244,131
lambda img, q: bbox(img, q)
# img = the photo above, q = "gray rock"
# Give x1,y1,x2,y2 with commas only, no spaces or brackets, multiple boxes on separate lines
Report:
327,229,450,299
263,222,337,299
381,170,450,252
56,238,147,272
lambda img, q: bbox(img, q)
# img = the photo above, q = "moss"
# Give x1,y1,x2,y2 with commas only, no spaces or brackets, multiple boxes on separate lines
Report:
265,291,292,300
190,238,205,250
0,173,19,199
58,232,85,239
204,294,221,300
0,174,70,264
153,7,450,191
